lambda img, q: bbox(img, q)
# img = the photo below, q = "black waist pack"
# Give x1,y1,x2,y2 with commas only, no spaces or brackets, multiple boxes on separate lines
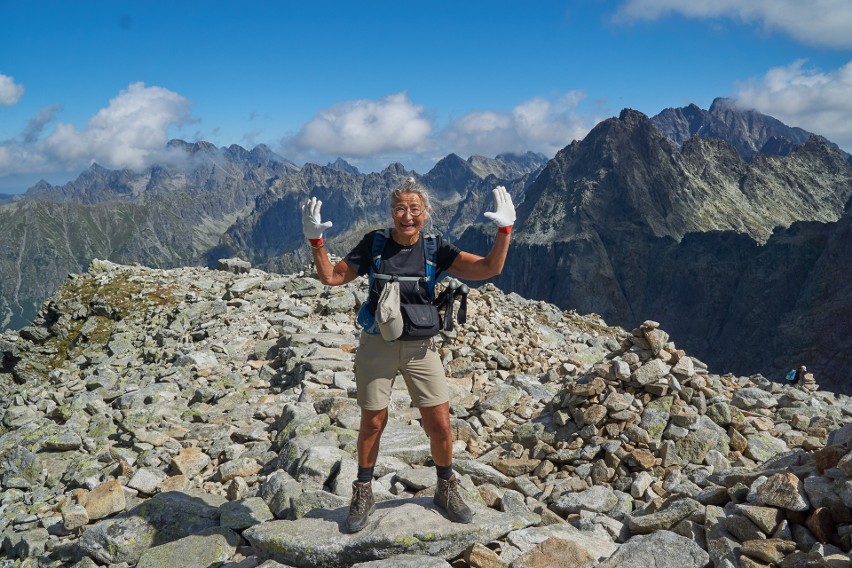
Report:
399,304,440,339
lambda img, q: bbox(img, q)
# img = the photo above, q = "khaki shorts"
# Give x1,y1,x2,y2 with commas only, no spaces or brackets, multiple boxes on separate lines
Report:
354,332,449,410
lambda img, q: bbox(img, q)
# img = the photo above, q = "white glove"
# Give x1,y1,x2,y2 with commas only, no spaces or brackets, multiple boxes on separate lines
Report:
301,197,333,240
483,186,516,228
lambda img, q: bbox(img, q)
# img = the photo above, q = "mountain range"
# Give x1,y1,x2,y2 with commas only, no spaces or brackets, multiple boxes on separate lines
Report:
0,98,849,393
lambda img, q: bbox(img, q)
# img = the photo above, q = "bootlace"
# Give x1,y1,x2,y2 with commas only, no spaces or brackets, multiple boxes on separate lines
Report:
351,483,370,515
446,477,465,507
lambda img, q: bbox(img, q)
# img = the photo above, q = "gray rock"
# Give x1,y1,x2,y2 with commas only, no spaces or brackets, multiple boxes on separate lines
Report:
376,422,432,465
745,433,788,464
627,498,702,534
216,258,251,274
62,503,90,530
479,385,522,413
506,524,617,563
228,276,266,297
395,467,438,492
598,530,710,568
552,486,618,515
136,527,241,568
293,445,349,489
244,498,536,568
632,359,670,386
77,491,224,564
353,556,452,567
2,527,49,559
453,459,512,487
291,490,349,519
261,470,304,519
639,396,674,442
731,388,777,410
220,497,275,530
127,467,167,495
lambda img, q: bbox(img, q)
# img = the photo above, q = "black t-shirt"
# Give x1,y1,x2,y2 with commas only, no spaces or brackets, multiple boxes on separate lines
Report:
344,230,461,307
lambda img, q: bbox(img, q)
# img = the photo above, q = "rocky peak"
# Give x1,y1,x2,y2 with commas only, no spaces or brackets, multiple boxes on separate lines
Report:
617,107,650,126
326,158,360,175
423,153,480,199
651,99,828,162
467,152,548,180
174,139,219,156
516,108,683,241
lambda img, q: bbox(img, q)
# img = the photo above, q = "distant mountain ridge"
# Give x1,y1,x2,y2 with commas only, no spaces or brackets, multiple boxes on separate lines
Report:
0,144,545,329
1,100,850,393
652,97,850,162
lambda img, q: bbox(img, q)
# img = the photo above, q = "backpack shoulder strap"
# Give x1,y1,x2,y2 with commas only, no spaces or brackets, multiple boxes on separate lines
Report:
423,233,439,301
370,228,391,274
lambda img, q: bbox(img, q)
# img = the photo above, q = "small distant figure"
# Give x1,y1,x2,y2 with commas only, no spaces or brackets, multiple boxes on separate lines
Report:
794,365,806,385
786,365,817,391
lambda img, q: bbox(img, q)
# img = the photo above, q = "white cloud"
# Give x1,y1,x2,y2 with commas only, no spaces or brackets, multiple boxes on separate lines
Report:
615,0,852,48
443,91,594,158
42,82,192,170
0,83,193,179
0,73,25,106
293,92,432,156
734,59,852,151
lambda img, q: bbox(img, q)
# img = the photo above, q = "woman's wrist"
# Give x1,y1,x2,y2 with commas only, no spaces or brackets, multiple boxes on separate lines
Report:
497,225,512,234
309,237,325,250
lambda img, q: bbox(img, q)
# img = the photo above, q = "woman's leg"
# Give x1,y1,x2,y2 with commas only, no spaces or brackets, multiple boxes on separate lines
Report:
357,407,389,467
419,402,453,467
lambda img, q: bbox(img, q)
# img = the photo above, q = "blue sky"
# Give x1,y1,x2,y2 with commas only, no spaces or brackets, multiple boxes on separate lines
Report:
1,0,851,193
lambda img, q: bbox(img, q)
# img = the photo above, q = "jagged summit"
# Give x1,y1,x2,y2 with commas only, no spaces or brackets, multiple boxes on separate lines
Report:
326,157,360,175
651,98,834,162
422,153,480,199
166,138,219,155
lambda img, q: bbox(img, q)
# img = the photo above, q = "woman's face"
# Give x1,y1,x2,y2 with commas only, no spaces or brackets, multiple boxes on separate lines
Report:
391,192,427,241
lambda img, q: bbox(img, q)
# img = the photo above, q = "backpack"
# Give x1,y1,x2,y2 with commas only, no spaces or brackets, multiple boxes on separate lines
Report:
785,369,797,382
356,229,440,335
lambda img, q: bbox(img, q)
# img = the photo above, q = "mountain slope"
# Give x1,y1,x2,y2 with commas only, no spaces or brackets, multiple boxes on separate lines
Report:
0,140,300,328
456,109,852,393
517,109,852,244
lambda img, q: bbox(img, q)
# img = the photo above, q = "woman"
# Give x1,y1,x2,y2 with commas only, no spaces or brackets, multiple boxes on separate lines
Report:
301,177,515,533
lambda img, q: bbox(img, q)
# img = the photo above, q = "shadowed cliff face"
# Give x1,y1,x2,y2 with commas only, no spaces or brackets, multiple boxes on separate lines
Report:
457,199,852,395
453,108,852,394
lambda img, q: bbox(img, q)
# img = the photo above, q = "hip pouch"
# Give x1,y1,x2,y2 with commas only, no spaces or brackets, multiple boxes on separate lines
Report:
399,303,440,339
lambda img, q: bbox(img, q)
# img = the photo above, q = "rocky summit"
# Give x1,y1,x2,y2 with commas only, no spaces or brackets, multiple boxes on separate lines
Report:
1,259,851,567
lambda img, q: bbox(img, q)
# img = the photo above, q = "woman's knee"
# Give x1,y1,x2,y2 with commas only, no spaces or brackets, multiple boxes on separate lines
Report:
420,406,452,440
360,408,388,435
428,420,452,442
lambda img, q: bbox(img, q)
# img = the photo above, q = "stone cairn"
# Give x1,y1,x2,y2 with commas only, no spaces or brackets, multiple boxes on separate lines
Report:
0,258,850,568
799,372,819,392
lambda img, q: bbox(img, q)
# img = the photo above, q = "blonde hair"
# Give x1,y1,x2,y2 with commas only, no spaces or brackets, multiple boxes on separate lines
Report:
391,177,434,233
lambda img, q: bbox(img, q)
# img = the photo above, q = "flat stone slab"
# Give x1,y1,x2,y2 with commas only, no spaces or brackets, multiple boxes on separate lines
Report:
244,497,537,568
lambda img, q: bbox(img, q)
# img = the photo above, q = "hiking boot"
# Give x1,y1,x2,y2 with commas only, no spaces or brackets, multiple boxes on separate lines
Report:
347,480,375,533
433,475,473,523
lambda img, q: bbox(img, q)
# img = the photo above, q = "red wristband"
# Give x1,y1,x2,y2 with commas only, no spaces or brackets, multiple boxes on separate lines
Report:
497,225,513,234
309,238,324,247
